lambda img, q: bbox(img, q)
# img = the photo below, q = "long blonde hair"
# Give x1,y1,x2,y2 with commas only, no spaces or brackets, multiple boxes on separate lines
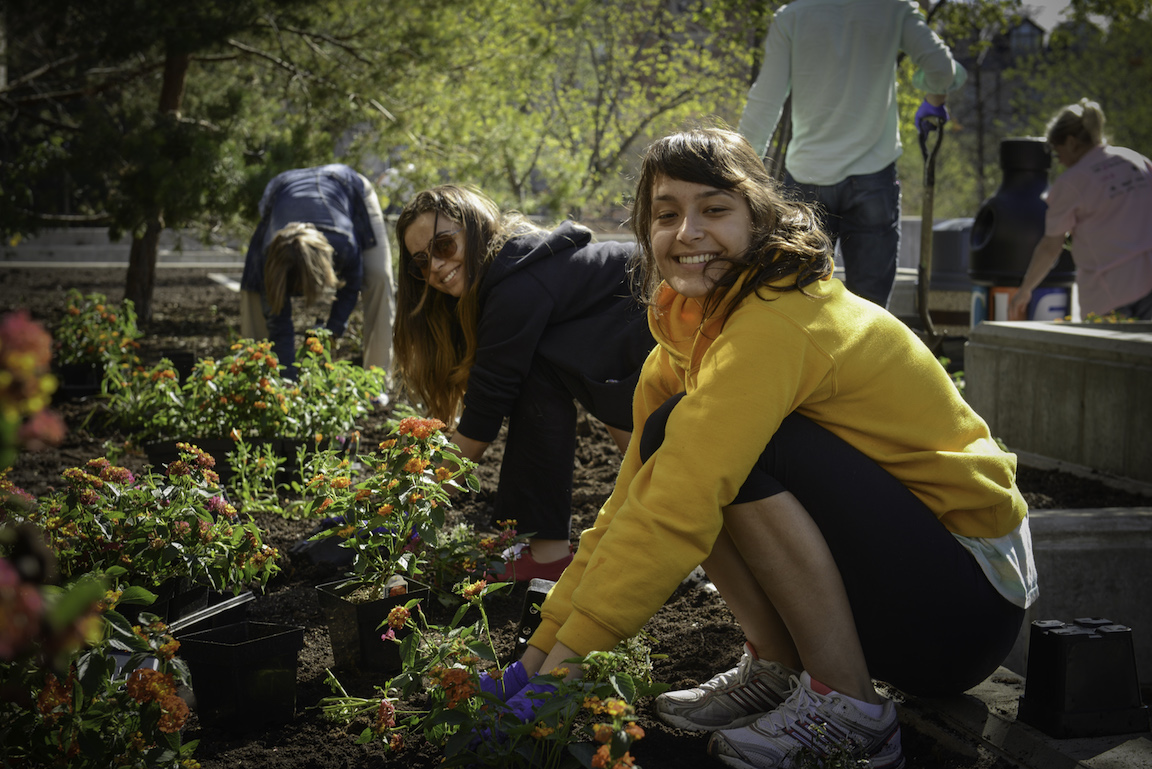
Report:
393,185,540,425
264,222,338,314
631,126,833,325
1046,98,1107,149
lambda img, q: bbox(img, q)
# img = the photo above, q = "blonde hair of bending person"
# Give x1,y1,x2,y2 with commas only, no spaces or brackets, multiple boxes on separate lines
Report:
263,222,339,315
1046,98,1107,149
393,185,540,426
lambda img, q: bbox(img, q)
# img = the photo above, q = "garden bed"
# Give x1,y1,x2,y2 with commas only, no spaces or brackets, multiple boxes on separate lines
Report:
4,267,1151,768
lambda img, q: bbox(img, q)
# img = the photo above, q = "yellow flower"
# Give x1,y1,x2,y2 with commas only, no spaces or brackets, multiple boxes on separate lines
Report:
603,698,629,717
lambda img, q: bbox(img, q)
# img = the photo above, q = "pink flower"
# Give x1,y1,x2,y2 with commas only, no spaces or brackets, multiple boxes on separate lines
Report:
18,410,67,450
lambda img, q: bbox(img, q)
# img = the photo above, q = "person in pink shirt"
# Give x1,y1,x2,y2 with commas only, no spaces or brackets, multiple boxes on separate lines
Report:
1011,99,1152,320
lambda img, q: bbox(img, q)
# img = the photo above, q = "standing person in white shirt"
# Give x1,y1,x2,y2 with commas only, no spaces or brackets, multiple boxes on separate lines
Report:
738,0,967,308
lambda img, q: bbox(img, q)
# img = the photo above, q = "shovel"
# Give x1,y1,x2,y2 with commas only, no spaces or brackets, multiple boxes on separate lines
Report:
917,113,946,353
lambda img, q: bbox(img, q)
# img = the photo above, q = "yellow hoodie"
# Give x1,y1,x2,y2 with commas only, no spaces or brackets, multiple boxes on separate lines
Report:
530,276,1027,657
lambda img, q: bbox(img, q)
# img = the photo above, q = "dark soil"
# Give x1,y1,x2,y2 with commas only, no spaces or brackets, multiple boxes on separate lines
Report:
3,267,1149,769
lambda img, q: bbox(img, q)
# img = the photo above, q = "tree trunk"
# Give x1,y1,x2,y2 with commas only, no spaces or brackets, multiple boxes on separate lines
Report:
123,50,190,326
125,220,163,322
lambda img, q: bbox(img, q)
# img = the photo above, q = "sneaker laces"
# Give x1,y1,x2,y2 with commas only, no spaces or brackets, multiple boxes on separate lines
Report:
699,653,754,693
759,675,817,731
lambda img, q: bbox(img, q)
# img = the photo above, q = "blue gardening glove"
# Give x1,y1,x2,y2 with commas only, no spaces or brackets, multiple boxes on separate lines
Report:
915,99,949,135
469,677,557,750
502,679,557,723
478,661,530,702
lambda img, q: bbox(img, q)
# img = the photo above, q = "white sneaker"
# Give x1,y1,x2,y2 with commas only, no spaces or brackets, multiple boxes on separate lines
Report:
655,643,797,731
708,671,905,769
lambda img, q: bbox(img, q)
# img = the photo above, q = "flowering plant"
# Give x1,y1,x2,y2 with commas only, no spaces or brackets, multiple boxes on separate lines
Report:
416,519,524,598
0,583,199,767
103,331,386,446
0,522,198,769
2,446,280,596
0,310,66,469
305,416,478,600
318,579,666,768
52,289,142,369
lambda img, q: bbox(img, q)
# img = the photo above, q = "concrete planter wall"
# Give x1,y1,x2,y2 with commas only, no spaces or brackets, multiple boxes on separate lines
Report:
965,321,1152,484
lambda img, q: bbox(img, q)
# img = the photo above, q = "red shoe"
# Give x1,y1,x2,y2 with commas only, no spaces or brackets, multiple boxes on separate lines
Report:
492,550,573,582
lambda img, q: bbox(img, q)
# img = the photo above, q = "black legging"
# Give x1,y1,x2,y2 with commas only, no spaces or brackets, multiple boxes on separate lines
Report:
640,393,1024,696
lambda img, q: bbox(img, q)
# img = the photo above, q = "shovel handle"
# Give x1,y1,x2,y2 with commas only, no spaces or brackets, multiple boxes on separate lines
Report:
918,115,945,186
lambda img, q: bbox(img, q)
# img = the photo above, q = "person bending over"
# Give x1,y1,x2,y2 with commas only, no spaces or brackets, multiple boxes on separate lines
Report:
241,163,395,378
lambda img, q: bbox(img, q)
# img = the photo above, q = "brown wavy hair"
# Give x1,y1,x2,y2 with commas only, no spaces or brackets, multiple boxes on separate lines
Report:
393,185,539,424
264,223,339,315
630,125,833,325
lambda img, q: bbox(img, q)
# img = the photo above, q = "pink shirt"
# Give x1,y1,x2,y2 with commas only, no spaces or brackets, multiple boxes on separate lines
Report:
1045,144,1152,315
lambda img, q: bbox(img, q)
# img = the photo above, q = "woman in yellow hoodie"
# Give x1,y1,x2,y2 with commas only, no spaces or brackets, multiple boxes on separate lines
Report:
500,127,1037,769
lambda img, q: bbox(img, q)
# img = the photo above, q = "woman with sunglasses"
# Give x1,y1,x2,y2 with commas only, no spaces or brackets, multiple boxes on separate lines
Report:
241,164,395,378
394,185,654,582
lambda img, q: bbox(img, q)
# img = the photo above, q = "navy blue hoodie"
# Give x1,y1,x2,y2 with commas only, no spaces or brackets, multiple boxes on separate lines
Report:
456,222,654,442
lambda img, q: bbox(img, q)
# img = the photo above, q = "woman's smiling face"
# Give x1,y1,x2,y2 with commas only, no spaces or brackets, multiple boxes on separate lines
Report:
403,211,467,297
649,176,752,298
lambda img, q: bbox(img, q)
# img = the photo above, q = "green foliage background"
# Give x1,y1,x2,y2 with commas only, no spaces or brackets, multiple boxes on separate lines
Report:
2,0,1149,245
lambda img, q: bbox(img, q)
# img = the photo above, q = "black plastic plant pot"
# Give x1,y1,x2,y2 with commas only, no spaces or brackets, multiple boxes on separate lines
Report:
168,591,255,635
52,363,102,402
176,621,305,731
315,578,428,674
118,579,209,626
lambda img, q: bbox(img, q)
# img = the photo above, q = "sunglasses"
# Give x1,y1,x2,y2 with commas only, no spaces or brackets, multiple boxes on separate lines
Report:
408,212,462,280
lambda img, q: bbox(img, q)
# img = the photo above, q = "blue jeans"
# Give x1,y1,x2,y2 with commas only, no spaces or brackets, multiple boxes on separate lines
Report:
784,163,901,308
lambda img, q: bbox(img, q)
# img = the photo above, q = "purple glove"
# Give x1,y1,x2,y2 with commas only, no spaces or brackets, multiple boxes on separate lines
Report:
915,99,949,133
469,678,557,751
501,679,557,723
478,661,530,702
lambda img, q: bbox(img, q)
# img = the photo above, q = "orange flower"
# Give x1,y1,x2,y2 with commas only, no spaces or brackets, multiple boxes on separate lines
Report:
126,668,178,704
35,673,73,720
157,693,190,733
624,723,645,741
603,698,629,717
460,580,486,600
433,667,477,709
403,457,430,474
397,416,446,440
593,723,614,743
386,605,410,630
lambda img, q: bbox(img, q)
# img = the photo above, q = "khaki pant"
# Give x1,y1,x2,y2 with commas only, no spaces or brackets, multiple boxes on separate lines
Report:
357,174,395,374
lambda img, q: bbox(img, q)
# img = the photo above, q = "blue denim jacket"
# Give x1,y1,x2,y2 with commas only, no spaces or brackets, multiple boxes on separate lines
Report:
241,164,377,369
